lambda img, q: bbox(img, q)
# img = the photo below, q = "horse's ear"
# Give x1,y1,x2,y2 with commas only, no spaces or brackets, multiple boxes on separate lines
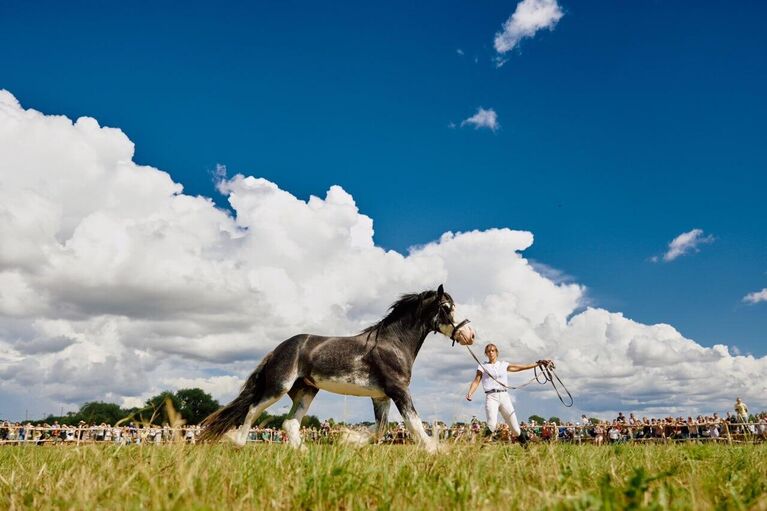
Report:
437,284,444,299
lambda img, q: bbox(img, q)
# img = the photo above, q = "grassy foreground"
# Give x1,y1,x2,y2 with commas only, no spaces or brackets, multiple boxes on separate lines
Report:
2,443,767,510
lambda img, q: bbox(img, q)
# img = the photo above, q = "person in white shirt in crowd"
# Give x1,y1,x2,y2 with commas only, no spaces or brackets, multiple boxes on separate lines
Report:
466,343,553,442
608,422,622,443
112,426,123,445
708,419,720,440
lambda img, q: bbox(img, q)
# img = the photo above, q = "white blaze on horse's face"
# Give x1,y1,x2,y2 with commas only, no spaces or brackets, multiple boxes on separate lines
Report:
437,302,475,346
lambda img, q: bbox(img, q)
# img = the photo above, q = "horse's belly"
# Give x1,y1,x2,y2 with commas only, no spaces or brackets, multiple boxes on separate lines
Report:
313,377,386,398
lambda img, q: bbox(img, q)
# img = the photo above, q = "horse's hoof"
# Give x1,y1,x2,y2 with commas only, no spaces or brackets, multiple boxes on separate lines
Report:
339,428,372,447
224,430,246,448
423,440,441,454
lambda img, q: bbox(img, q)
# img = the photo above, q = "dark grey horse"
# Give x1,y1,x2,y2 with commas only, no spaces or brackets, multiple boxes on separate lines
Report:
199,285,475,451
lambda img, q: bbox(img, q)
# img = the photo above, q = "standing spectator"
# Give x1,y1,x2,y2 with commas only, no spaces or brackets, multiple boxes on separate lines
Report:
608,422,622,443
708,417,721,441
651,418,664,440
50,421,61,442
688,417,700,440
735,398,749,423
498,423,511,442
627,413,638,439
541,421,556,442
635,417,649,440
757,415,767,439
20,423,31,442
593,422,605,446
470,416,481,439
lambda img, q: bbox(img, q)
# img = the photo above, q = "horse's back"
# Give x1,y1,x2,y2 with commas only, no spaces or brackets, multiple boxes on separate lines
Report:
260,333,392,397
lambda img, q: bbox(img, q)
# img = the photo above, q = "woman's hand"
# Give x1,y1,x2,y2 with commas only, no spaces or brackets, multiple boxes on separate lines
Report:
466,393,473,401
537,359,554,368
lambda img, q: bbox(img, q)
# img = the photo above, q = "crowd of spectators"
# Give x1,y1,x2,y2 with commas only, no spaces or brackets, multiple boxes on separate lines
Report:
0,421,204,445
516,411,767,445
3,408,766,447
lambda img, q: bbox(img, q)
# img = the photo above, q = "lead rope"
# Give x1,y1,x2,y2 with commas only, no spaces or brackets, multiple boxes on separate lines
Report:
534,360,574,408
465,345,574,407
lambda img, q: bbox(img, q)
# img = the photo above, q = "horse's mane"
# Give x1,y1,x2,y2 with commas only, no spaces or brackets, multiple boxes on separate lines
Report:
360,289,450,339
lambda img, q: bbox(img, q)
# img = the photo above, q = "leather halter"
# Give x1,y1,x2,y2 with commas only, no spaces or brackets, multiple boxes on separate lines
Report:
449,319,471,346
431,301,471,346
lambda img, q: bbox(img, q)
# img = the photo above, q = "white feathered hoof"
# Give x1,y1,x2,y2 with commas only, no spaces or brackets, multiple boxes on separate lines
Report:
422,438,441,454
283,419,303,449
338,428,373,447
224,429,247,448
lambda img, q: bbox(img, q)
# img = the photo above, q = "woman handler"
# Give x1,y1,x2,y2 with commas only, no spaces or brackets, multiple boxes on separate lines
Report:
466,343,552,439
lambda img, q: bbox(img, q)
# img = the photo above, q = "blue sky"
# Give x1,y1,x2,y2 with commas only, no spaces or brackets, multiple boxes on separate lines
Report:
3,0,765,350
1,0,766,420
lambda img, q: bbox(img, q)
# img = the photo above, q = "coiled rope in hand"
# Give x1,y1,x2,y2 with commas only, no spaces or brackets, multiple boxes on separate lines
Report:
465,345,574,407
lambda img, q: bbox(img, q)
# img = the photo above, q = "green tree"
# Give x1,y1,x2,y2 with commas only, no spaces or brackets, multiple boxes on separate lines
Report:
78,402,127,425
548,416,562,425
257,412,321,429
140,391,183,425
175,388,220,425
528,414,546,424
302,414,321,429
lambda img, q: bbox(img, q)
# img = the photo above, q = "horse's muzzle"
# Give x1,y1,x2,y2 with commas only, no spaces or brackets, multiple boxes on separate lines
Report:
454,324,475,346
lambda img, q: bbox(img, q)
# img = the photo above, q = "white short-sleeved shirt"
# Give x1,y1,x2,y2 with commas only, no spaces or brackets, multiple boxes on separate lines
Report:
477,361,510,392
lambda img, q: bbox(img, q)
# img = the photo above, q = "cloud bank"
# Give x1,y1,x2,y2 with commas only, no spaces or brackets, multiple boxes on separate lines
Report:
494,0,563,64
1,90,765,423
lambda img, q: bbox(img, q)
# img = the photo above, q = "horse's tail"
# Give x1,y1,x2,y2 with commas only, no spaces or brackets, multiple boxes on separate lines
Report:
198,351,274,443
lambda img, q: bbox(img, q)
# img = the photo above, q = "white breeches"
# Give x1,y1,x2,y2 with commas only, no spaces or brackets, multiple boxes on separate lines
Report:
485,392,521,436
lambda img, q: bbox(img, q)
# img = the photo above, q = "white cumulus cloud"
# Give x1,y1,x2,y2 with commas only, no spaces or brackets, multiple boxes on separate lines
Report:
743,288,767,304
1,89,765,424
655,228,715,262
460,107,499,132
494,0,563,64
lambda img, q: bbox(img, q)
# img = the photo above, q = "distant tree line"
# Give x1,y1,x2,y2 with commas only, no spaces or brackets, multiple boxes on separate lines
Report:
29,388,321,428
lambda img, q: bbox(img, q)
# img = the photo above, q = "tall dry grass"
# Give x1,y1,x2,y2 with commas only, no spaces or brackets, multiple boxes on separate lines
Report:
2,443,766,510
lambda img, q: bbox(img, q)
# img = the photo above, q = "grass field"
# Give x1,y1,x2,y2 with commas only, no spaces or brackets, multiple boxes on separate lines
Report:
2,442,767,510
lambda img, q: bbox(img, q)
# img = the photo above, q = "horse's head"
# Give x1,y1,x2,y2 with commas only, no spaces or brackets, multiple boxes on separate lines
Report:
431,284,475,346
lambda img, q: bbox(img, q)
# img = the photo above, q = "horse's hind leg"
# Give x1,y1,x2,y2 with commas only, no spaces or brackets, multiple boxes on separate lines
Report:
282,380,319,449
228,371,297,446
226,338,304,447
372,397,391,442
226,395,282,447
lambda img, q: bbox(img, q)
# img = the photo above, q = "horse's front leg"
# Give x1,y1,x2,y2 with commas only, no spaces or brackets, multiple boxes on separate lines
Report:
372,397,390,442
387,387,438,453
